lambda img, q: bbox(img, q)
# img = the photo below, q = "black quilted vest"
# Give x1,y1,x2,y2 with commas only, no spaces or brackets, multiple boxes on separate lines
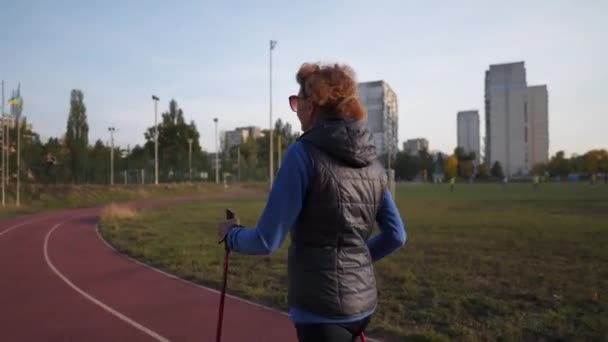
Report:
288,117,387,318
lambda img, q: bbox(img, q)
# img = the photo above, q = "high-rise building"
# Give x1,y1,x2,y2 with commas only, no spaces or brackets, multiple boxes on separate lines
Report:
527,85,549,166
457,110,480,164
403,138,429,155
224,126,262,151
358,81,398,161
485,62,528,176
224,129,248,150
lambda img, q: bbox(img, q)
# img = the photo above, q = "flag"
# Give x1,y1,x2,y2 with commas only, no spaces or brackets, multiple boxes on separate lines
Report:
8,96,20,106
270,40,277,50
10,84,22,119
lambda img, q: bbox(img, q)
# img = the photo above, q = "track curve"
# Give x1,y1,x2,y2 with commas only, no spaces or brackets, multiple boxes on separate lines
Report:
0,197,297,342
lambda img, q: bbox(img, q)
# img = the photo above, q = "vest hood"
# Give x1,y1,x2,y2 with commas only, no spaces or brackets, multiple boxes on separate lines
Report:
299,117,377,168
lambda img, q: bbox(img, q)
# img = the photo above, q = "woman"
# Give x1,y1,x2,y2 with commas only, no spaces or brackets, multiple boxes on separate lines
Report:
218,63,406,342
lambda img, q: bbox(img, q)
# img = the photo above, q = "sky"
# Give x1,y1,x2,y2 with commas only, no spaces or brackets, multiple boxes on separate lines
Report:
2,0,607,155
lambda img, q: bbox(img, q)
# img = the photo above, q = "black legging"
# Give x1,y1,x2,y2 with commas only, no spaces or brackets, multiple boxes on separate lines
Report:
295,316,371,342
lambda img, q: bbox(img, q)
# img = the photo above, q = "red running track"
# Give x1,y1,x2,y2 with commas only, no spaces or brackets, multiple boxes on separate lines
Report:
0,200,297,341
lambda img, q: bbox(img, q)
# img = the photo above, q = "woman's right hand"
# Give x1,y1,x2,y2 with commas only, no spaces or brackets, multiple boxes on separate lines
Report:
218,217,239,243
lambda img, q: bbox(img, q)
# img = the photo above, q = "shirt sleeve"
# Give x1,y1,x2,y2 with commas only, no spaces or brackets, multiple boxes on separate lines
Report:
227,142,311,255
367,190,406,262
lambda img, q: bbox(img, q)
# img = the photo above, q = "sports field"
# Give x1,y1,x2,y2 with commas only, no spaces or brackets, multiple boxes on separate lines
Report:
100,183,608,341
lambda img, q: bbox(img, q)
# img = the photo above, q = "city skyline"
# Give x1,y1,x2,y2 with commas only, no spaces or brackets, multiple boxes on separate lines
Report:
2,1,606,155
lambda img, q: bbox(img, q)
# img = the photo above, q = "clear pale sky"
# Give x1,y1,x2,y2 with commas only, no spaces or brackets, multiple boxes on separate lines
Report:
2,0,606,155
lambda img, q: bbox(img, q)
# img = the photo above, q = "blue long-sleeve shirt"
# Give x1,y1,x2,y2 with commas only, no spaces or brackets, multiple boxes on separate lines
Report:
227,141,406,323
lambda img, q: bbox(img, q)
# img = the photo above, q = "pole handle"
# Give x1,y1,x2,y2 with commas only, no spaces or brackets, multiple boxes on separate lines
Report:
218,209,236,247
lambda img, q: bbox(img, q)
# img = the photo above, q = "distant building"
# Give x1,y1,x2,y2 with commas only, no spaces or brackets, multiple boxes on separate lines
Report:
242,126,263,139
224,126,262,150
485,61,550,176
0,116,16,129
457,110,480,164
358,81,398,161
485,62,528,176
224,130,248,150
527,85,549,166
403,138,429,155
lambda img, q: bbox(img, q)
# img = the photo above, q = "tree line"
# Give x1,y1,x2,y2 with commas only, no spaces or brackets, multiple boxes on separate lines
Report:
391,146,608,182
11,89,301,185
532,150,608,179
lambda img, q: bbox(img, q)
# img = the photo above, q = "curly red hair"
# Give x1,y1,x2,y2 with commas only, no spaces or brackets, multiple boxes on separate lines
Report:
296,63,366,121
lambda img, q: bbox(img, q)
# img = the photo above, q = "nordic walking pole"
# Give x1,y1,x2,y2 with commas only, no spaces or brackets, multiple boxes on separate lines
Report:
216,209,234,342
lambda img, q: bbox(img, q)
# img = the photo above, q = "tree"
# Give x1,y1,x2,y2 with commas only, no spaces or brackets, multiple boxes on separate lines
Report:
444,155,458,179
491,161,504,179
18,117,45,182
143,99,205,181
41,137,69,184
274,118,299,167
597,150,608,175
454,147,476,178
477,163,489,179
582,150,602,175
454,147,467,161
459,160,475,179
394,151,419,181
418,148,434,182
274,118,299,146
547,151,570,178
65,89,89,183
87,140,110,184
454,147,476,162
531,163,548,176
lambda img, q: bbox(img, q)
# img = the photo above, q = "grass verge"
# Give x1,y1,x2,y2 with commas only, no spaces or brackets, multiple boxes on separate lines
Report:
0,182,266,219
100,183,608,341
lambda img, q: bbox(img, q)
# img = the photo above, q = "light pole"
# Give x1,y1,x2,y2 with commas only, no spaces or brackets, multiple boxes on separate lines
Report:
13,86,21,207
213,118,219,184
237,146,241,182
16,111,20,207
269,40,277,189
108,127,116,185
125,144,130,185
188,138,193,182
152,95,159,185
5,110,9,187
5,95,10,186
1,80,4,207
277,134,281,169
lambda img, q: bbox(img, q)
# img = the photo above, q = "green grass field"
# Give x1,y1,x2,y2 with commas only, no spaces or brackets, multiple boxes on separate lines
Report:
100,183,608,341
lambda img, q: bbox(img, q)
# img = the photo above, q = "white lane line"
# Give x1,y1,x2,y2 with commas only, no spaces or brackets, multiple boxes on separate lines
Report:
44,219,170,342
95,226,384,342
0,217,45,238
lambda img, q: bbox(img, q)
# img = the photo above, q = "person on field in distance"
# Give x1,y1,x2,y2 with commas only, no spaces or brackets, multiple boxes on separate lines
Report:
218,62,407,342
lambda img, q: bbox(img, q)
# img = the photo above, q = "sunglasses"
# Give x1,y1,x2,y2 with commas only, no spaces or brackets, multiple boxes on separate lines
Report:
289,95,299,112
